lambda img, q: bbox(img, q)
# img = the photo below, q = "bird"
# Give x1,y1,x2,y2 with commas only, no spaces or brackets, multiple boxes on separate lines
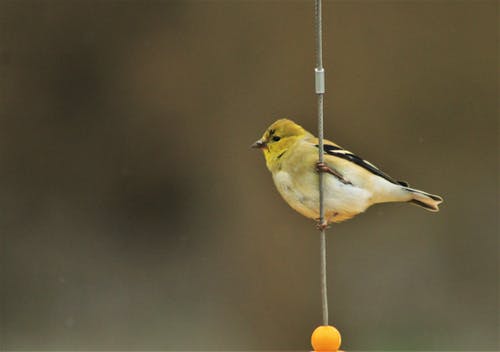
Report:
252,118,443,227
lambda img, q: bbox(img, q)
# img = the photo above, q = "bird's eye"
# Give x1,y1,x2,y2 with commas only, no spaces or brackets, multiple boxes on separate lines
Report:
272,136,281,142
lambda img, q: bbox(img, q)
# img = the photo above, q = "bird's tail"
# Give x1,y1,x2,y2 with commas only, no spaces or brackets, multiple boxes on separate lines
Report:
404,187,443,212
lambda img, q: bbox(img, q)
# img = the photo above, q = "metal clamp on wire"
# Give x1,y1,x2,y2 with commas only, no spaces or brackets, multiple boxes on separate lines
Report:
315,68,325,94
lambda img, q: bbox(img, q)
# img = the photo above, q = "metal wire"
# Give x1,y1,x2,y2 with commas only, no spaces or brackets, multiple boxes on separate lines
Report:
314,0,328,326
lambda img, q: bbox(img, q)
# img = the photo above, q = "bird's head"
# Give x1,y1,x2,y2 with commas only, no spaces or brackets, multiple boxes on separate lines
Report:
252,119,311,171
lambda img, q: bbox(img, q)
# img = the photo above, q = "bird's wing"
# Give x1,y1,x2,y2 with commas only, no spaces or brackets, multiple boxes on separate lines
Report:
316,141,406,186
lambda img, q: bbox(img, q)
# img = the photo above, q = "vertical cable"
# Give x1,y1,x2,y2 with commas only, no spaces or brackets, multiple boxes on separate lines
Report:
314,0,328,326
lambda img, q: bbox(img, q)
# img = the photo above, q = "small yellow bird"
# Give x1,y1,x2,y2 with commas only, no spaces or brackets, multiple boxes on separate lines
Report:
252,119,443,226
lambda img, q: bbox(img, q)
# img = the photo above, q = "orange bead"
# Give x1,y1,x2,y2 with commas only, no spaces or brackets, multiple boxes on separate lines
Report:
311,325,341,352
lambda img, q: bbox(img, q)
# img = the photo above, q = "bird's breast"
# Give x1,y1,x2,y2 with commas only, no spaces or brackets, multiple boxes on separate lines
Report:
272,170,319,219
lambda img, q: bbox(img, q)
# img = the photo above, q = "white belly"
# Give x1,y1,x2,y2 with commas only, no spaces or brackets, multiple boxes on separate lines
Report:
273,170,372,222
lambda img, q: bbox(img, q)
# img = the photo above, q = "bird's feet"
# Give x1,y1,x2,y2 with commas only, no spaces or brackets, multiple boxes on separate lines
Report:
316,219,329,231
315,161,352,185
315,161,330,174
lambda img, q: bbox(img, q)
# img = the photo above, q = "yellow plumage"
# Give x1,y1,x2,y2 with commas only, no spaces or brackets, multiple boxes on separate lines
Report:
253,119,443,224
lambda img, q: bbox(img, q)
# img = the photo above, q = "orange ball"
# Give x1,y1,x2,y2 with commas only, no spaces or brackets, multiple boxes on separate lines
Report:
311,325,341,352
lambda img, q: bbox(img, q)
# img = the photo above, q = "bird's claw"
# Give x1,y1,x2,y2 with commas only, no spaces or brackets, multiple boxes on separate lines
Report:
315,161,352,185
315,161,330,173
316,219,329,231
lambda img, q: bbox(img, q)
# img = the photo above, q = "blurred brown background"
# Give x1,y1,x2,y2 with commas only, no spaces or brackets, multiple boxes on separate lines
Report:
0,0,497,351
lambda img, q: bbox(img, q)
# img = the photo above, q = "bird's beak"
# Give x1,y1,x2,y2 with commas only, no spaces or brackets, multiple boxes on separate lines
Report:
251,140,267,149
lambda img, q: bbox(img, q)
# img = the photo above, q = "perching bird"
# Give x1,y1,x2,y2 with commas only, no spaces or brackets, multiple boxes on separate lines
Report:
252,119,443,227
